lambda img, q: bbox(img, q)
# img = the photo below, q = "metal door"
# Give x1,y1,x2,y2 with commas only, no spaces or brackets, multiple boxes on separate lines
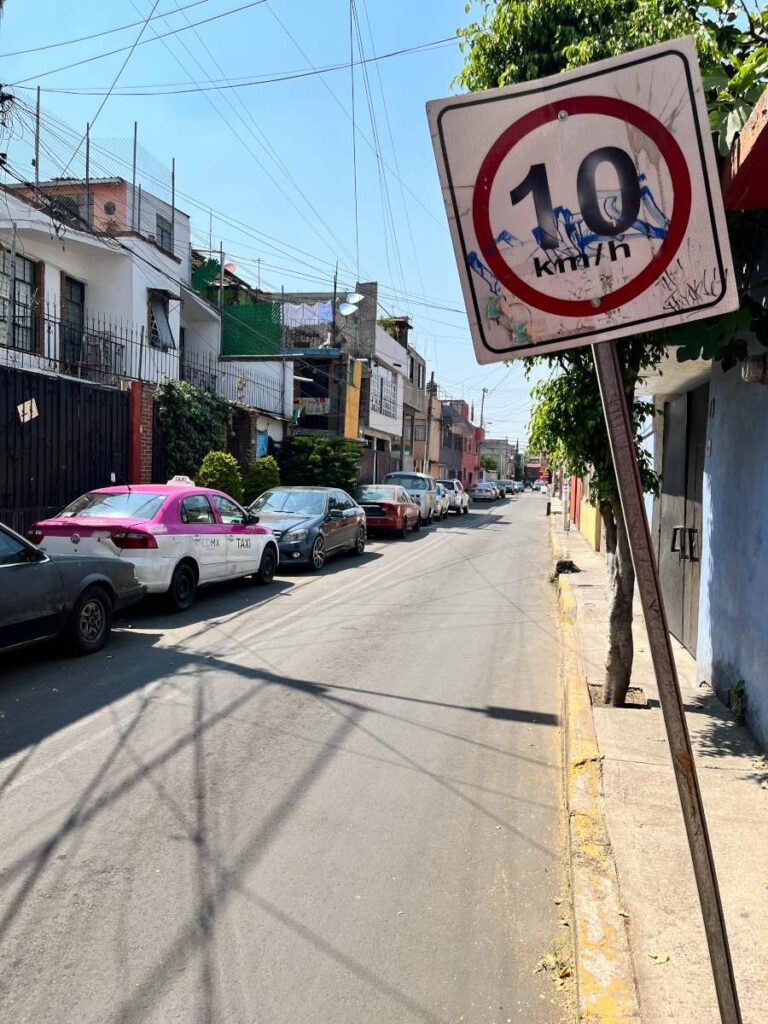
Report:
657,394,687,644
682,384,709,654
655,383,709,656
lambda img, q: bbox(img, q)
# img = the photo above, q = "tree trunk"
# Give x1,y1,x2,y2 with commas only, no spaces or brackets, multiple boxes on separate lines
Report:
600,501,635,707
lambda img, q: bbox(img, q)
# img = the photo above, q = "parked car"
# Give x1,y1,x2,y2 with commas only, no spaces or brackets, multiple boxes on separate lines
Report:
356,484,420,538
495,481,508,497
1,521,144,655
249,486,366,570
433,482,450,520
470,482,497,501
437,478,470,515
382,472,437,524
513,481,524,494
29,479,279,611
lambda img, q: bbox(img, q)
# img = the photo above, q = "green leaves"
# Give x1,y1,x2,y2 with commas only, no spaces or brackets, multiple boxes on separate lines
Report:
278,436,363,493
154,378,231,480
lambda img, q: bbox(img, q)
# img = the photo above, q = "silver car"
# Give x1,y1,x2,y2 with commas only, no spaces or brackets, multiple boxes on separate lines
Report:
438,478,470,515
2,522,145,655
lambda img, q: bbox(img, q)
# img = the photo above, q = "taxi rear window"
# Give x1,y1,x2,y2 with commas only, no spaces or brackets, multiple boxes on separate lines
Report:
60,492,166,520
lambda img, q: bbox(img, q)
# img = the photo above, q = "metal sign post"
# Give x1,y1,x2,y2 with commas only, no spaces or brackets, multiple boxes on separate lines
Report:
593,339,741,1024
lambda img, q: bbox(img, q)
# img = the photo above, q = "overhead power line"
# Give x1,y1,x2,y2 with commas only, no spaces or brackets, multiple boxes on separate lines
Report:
17,37,458,95
10,0,269,85
0,0,211,58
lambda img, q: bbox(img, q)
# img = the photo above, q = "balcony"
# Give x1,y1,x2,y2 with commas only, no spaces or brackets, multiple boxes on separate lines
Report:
403,379,427,414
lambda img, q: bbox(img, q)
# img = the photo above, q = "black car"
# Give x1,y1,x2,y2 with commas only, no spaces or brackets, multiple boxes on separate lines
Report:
0,522,145,655
248,487,366,570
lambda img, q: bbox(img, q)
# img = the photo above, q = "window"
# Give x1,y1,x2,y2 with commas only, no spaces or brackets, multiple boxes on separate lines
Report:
60,491,166,520
50,193,93,228
212,495,246,524
414,419,426,442
335,490,355,511
0,529,30,566
180,495,215,525
148,290,175,349
408,355,415,382
0,249,39,352
156,213,173,252
417,363,425,389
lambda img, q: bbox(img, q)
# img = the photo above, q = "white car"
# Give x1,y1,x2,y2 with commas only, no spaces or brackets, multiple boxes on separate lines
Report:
382,472,438,524
433,482,450,520
438,478,470,515
28,480,280,610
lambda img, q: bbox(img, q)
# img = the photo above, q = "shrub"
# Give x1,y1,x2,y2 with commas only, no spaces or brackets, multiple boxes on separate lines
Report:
197,451,243,502
244,455,281,505
278,435,362,492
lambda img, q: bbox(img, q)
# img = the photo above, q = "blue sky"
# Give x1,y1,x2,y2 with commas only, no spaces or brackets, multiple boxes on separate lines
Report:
0,0,539,442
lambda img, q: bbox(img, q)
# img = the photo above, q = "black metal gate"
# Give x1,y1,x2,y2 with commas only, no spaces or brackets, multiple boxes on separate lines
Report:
0,366,130,533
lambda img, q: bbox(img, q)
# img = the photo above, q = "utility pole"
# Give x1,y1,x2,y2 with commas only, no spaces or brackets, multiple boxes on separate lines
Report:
218,244,224,311
131,122,138,231
479,386,488,429
424,370,435,474
34,87,41,185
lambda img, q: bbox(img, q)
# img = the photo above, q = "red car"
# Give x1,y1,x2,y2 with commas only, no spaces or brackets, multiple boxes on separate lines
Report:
356,485,421,538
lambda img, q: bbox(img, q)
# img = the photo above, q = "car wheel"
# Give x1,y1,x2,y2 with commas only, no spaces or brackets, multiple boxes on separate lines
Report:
66,585,112,655
254,545,277,585
167,562,197,611
309,535,326,571
352,528,366,556
400,518,409,539
414,515,421,533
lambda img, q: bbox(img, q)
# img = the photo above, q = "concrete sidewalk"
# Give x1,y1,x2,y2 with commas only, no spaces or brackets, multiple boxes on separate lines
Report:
553,519,768,1024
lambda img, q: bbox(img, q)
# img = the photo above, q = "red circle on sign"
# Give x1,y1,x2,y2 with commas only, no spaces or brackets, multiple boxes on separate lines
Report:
472,96,692,318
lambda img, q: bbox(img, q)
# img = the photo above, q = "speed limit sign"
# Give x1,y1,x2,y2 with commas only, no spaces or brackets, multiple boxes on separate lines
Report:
427,37,738,363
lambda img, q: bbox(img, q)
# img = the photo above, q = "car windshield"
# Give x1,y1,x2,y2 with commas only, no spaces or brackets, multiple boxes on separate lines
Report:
439,481,455,490
386,475,427,491
59,491,166,520
251,489,327,515
358,486,398,501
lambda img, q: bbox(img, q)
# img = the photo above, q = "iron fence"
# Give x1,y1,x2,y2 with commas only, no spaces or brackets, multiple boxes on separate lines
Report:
0,299,285,417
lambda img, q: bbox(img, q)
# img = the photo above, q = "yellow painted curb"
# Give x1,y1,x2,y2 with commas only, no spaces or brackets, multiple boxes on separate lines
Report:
552,523,642,1024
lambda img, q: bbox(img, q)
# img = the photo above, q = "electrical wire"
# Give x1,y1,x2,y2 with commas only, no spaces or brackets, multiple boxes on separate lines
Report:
58,0,162,179
144,0,361,278
0,0,210,58
9,1,269,86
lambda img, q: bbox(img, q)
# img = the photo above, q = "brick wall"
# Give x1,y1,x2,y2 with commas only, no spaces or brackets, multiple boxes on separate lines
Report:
139,383,154,482
129,380,156,483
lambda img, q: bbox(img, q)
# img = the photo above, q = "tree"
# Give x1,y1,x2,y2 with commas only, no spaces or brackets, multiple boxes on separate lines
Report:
197,451,243,503
278,436,362,492
243,455,281,505
457,0,768,706
480,453,499,472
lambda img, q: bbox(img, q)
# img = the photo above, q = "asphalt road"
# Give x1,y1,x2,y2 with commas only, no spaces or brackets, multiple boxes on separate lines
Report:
0,494,567,1024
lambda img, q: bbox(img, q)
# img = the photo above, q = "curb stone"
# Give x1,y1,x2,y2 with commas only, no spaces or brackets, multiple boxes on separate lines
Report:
552,521,642,1024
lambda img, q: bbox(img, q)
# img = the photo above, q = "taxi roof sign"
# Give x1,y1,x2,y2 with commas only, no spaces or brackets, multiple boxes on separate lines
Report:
167,475,195,487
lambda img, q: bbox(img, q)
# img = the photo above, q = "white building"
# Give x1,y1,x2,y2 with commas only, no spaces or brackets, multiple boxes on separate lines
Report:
0,179,292,437
364,324,405,451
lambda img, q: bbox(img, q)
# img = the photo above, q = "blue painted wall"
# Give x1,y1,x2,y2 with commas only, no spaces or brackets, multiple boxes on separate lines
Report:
697,357,768,749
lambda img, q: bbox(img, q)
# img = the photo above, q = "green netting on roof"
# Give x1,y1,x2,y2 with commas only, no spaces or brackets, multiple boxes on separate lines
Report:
222,302,282,356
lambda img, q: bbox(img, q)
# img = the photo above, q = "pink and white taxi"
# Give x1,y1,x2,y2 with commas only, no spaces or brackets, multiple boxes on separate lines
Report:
28,477,280,611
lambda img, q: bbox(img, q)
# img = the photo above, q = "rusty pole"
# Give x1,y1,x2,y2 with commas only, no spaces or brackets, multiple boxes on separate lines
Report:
592,339,741,1024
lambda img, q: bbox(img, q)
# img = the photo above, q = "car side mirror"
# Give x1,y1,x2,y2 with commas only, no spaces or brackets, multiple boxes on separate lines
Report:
329,508,344,519
246,511,259,524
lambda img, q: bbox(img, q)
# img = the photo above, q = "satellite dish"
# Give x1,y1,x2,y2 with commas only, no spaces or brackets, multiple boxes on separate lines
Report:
224,262,237,273
347,291,365,304
338,302,358,317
